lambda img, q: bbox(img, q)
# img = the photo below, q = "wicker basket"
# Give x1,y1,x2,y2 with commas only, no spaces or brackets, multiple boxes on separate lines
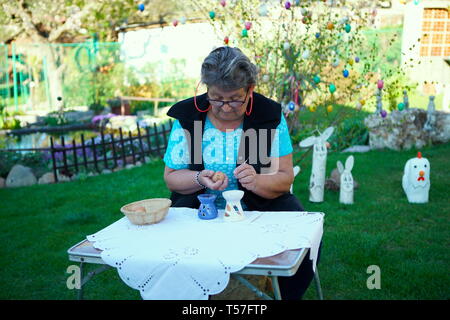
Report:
120,198,172,225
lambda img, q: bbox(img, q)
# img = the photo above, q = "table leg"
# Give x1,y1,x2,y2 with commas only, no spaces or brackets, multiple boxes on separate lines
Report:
77,262,84,300
314,269,324,300
232,274,273,300
270,276,282,300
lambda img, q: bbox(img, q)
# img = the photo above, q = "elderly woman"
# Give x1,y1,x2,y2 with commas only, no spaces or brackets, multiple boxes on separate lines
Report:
163,46,321,300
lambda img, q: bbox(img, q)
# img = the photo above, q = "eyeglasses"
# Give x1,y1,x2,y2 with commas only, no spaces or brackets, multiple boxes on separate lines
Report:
206,90,249,108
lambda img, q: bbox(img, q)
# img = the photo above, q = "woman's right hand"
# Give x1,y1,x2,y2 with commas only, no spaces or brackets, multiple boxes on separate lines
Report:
198,170,228,191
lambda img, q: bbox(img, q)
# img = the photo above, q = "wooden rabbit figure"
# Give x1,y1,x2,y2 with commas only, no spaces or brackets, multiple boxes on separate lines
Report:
337,155,354,204
299,127,334,202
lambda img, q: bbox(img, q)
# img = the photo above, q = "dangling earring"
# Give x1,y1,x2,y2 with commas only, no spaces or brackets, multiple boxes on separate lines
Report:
245,93,253,116
194,81,211,113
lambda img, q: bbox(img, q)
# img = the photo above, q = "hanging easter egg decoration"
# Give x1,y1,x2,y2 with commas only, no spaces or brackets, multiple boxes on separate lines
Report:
414,0,420,4
283,41,290,50
172,19,178,27
356,102,362,110
220,0,227,7
355,56,360,63
315,32,321,39
180,16,187,24
302,17,309,24
302,49,310,59
329,83,336,94
285,1,291,9
294,0,301,5
288,101,296,111
309,106,316,112
332,58,340,67
372,9,377,17
313,75,321,84
360,99,366,105
301,8,307,16
259,4,269,16
138,3,145,12
327,105,333,113
245,22,252,30
398,102,405,111
241,29,248,38
209,11,216,19
381,110,387,118
262,74,270,82
344,23,351,33
224,36,229,45
327,22,334,30
377,79,384,90
343,69,349,78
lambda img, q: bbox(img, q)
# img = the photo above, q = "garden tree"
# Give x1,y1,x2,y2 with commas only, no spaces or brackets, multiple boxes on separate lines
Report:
0,0,184,108
185,0,405,138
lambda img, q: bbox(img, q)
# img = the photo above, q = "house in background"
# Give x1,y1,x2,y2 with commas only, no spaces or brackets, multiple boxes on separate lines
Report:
401,0,450,111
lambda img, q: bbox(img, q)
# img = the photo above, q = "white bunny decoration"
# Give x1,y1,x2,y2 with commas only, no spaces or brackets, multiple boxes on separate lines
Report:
402,152,430,203
299,127,334,202
337,155,354,204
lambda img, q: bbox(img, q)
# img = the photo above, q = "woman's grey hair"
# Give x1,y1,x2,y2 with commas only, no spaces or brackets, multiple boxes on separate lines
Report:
201,46,258,91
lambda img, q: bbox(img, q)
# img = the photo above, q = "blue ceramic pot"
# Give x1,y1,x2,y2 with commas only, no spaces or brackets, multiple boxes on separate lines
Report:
197,194,218,220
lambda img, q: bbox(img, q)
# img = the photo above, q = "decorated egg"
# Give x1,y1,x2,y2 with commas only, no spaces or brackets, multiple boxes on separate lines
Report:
348,58,354,66
224,36,229,45
327,22,334,30
220,0,227,7
377,80,384,90
329,83,336,94
360,99,366,105
242,29,248,37
343,69,349,77
315,32,321,39
285,1,291,9
398,102,405,111
245,22,252,30
301,8,307,16
309,106,316,112
287,101,296,111
344,23,351,33
172,19,178,27
356,102,362,110
381,110,387,118
332,58,340,67
262,74,270,82
283,41,290,50
313,75,321,84
355,56,360,63
137,3,145,11
212,171,226,182
302,49,310,59
327,105,333,113
180,16,187,24
259,4,269,16
209,11,216,19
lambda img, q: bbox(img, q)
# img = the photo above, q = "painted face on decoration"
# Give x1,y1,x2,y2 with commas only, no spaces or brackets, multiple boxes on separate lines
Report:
207,86,251,122
407,157,430,188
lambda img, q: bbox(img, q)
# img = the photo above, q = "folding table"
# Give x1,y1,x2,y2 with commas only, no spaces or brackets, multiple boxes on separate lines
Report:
67,239,324,300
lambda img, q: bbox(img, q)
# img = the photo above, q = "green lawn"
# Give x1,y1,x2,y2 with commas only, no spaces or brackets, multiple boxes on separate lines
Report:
0,143,449,300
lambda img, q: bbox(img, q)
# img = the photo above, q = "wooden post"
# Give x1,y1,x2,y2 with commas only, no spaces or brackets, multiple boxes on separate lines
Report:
110,133,118,168
91,137,99,172
128,130,136,164
80,134,88,170
136,122,146,163
61,136,69,175
72,139,79,173
154,100,159,116
100,130,108,169
119,128,126,167
50,137,58,183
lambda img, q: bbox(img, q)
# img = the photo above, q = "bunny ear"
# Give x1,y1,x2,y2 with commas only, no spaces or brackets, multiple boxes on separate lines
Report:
337,160,344,174
345,155,354,171
320,126,335,141
299,136,317,148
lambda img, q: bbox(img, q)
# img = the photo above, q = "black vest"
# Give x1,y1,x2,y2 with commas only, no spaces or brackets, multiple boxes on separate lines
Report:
166,92,283,211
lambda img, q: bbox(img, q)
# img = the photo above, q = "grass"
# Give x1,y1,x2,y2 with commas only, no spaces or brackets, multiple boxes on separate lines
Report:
0,143,449,300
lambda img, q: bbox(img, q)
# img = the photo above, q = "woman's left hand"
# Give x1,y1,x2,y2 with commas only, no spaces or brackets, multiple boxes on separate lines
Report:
234,163,258,192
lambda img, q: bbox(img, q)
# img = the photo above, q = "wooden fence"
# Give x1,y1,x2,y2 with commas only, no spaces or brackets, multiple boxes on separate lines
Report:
49,120,173,182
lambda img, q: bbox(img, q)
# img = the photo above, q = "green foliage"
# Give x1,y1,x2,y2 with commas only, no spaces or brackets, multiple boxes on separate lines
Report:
328,117,369,151
0,151,48,178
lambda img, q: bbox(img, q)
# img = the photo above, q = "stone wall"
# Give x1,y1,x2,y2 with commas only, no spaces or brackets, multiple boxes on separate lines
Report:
364,108,450,150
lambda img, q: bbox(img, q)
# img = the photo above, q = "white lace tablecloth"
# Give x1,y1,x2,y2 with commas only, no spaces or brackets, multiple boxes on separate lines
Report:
87,208,324,300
